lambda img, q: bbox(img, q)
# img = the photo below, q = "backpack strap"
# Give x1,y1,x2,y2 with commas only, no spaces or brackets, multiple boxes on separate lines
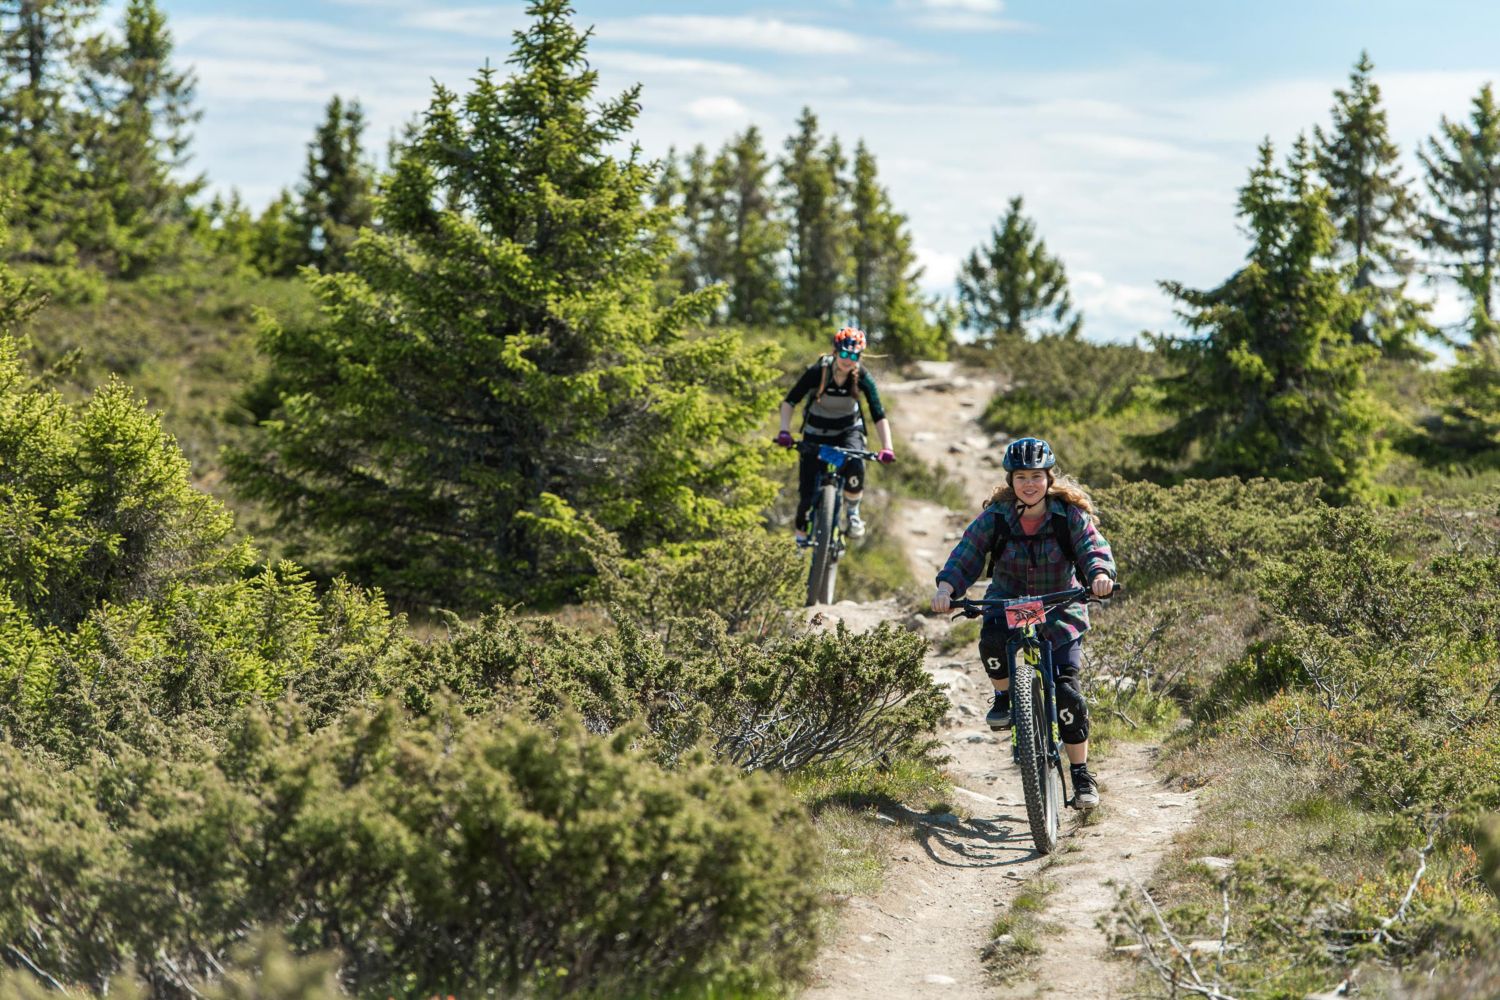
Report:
985,506,1079,578
813,354,861,404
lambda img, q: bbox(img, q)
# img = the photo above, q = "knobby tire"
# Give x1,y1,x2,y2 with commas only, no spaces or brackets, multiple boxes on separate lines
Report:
1012,667,1061,854
805,482,837,606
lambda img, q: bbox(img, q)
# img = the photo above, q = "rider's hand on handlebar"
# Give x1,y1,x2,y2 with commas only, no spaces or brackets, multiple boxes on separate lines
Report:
1091,574,1114,599
877,448,896,464
774,430,794,448
931,583,953,614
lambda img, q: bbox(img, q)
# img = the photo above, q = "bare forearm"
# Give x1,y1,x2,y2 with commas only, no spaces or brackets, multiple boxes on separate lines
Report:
874,417,893,451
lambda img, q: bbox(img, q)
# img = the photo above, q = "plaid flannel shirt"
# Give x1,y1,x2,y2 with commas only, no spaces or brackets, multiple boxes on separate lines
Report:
936,498,1117,644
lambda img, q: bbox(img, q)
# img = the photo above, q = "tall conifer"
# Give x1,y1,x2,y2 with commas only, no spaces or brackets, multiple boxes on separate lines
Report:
708,126,783,325
80,0,200,274
1420,83,1500,344
230,0,779,607
781,107,847,325
1313,52,1429,355
957,196,1079,342
1145,141,1380,497
0,0,103,262
296,95,374,272
849,141,942,359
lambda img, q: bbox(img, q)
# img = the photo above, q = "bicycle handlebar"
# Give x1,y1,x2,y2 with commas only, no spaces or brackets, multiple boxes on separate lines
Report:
948,583,1124,620
790,438,882,461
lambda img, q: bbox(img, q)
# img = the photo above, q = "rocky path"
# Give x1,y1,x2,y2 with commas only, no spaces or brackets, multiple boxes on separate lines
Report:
801,364,1197,999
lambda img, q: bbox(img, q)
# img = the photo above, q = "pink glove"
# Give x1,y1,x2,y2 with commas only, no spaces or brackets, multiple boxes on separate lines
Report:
775,431,794,448
877,449,895,464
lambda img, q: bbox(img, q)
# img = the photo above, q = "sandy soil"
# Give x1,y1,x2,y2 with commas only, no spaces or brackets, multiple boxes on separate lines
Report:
799,365,1197,998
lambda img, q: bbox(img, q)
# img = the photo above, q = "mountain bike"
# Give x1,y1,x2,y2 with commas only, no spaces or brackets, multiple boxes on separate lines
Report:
950,585,1121,854
794,439,881,606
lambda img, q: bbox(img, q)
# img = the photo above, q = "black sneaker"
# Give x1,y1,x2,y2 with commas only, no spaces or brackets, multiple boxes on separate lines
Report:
1071,764,1099,809
985,690,1012,731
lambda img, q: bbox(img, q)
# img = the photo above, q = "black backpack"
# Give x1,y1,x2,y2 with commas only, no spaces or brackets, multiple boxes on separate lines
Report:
984,506,1078,579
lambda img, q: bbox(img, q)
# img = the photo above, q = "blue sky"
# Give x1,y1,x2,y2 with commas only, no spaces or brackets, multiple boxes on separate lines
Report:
152,0,1500,341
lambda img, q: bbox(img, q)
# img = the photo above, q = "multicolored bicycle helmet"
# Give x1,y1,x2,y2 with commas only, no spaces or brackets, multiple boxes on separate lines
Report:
834,326,867,353
1002,437,1056,471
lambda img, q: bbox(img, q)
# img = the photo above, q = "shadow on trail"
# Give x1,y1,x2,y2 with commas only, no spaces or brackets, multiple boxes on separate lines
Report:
889,804,1041,869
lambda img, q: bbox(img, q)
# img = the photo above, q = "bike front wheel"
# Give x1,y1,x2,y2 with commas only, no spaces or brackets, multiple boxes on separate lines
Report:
805,482,838,606
1012,667,1062,854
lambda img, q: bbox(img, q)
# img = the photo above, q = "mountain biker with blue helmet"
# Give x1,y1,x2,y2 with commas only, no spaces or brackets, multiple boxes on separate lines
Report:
775,326,895,542
930,437,1116,807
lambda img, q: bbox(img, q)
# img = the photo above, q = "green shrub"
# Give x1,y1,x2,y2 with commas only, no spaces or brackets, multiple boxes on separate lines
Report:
981,335,1172,431
396,610,946,774
589,526,802,638
0,702,825,998
1095,477,1325,587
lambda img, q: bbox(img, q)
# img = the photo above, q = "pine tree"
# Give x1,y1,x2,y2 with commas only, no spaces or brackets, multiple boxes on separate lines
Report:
229,0,779,608
1420,83,1500,344
1313,52,1429,356
849,141,943,359
295,94,374,272
1145,140,1381,497
781,107,847,325
656,144,718,295
957,195,1080,342
79,0,201,275
0,0,104,263
1428,340,1500,462
709,126,783,325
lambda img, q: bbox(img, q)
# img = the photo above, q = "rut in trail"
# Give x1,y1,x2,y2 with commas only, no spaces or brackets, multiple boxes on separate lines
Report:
800,366,1199,999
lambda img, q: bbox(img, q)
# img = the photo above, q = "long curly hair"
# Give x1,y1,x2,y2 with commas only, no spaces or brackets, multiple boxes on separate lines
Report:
986,470,1097,519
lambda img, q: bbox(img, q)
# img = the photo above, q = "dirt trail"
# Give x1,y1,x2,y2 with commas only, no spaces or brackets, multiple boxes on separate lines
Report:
801,365,1197,998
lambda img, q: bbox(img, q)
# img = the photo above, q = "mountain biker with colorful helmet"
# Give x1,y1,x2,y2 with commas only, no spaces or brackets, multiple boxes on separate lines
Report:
775,326,895,541
929,436,1116,808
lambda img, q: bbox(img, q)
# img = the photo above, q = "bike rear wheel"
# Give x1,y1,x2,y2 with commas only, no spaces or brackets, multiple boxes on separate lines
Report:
805,482,837,606
1012,667,1062,854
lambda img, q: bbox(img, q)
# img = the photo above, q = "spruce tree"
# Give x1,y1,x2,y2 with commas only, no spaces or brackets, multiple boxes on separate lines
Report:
849,141,943,359
0,0,103,263
1428,340,1500,462
656,143,718,295
1420,83,1500,344
295,94,374,272
781,107,847,325
1145,140,1381,497
229,0,779,608
80,0,201,275
1313,52,1429,356
957,195,1080,342
709,125,783,325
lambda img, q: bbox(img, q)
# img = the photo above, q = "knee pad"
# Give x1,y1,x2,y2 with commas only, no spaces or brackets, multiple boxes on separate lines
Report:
1055,676,1090,744
844,471,863,492
978,630,1009,680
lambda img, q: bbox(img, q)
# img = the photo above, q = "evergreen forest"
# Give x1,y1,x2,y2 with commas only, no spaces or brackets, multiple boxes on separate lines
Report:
0,1,1496,997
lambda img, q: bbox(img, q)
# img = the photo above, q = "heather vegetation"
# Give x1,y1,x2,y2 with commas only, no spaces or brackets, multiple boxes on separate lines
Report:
0,0,1497,995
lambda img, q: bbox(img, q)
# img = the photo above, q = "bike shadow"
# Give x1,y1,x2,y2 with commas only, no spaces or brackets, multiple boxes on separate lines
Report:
887,803,1043,869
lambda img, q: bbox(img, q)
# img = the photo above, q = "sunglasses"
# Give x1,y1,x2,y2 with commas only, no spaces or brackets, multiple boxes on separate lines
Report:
836,348,861,360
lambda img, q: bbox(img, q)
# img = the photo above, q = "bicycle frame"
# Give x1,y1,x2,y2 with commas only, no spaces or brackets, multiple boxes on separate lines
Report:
950,585,1120,851
793,439,880,606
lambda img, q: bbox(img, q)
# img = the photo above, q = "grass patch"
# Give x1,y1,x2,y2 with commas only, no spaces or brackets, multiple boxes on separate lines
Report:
935,617,980,655
983,878,1054,979
812,804,903,898
786,755,951,816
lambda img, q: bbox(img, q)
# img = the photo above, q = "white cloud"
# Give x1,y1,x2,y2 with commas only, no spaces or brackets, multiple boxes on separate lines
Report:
596,15,879,55
686,96,753,125
921,0,1005,10
897,0,1028,32
401,6,528,38
1070,270,1175,338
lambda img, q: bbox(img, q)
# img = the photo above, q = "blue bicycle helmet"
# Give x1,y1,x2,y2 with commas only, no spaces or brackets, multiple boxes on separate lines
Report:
1002,437,1056,471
